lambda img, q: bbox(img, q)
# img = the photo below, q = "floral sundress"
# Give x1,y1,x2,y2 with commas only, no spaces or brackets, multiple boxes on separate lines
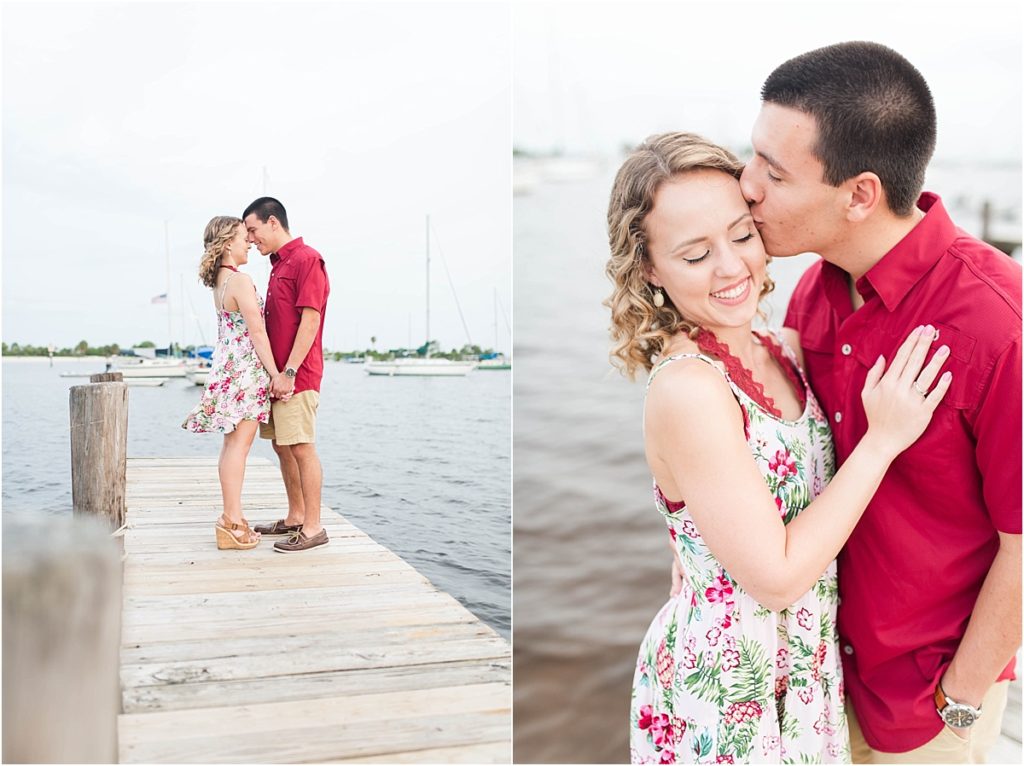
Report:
182,273,271,433
630,333,850,764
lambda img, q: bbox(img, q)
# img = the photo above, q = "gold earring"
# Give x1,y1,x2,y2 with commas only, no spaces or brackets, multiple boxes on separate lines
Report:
653,288,665,308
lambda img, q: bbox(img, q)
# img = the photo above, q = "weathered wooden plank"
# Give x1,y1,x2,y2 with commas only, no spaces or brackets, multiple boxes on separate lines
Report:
120,709,510,763
122,658,511,713
122,620,496,663
121,636,510,689
121,603,482,645
332,741,511,764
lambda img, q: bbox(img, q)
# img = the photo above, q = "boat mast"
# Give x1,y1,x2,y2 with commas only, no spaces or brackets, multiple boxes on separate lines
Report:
165,220,173,353
425,214,430,356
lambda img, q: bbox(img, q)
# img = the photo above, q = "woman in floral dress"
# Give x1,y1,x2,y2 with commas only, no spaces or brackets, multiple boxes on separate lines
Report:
604,134,953,763
183,216,281,550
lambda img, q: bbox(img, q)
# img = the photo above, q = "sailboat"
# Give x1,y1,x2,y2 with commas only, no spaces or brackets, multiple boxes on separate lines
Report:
365,216,477,377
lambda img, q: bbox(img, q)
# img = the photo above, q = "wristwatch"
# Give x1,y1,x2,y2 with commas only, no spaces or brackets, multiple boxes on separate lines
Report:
284,367,297,378
934,683,982,728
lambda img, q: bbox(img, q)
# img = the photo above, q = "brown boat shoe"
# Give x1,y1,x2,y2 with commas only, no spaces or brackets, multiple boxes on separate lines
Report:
253,519,303,536
273,528,329,554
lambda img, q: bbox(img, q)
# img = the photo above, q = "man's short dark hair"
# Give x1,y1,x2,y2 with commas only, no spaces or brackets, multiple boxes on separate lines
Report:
243,197,289,231
762,41,936,216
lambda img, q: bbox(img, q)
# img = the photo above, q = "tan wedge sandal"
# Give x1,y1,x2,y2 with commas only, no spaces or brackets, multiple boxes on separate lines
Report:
215,515,261,550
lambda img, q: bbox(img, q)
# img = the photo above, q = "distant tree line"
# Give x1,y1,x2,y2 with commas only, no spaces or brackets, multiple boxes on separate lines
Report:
1,340,157,357
327,342,499,362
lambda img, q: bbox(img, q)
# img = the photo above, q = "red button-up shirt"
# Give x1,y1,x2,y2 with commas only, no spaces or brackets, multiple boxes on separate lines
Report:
784,193,1021,752
265,237,330,394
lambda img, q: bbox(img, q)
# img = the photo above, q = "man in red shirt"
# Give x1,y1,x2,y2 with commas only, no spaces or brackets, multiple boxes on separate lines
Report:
243,197,331,554
738,42,1021,762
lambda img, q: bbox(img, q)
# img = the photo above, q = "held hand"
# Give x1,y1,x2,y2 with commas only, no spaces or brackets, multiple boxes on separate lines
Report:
270,372,295,399
860,324,952,459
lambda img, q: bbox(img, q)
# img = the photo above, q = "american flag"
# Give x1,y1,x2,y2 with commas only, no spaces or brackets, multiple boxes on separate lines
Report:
151,293,167,304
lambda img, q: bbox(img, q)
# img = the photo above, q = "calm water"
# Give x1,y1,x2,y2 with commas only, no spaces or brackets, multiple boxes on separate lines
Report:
512,163,1020,763
2,359,510,639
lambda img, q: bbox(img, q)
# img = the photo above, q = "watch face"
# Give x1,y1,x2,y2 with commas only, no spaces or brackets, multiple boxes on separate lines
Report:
943,705,977,728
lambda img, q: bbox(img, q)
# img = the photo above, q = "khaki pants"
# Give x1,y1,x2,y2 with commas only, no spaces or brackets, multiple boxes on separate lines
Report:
848,681,1009,764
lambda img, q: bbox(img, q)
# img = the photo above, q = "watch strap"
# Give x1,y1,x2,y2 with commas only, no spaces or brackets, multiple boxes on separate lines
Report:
935,683,982,717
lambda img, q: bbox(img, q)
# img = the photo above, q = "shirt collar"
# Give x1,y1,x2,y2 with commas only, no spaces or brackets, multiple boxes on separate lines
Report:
859,193,958,312
269,236,303,265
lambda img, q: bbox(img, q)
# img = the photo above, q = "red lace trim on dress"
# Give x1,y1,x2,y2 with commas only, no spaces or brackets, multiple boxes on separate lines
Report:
757,333,807,411
695,328,784,417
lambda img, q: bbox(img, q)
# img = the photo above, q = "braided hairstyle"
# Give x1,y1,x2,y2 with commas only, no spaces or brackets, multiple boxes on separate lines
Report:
198,216,242,288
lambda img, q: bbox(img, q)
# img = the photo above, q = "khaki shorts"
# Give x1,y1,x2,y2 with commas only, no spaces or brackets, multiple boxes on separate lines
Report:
848,680,1009,764
259,390,319,445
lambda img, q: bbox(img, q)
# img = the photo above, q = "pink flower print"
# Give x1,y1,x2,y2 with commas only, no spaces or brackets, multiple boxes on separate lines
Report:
684,635,696,651
827,743,842,758
203,403,216,416
723,635,736,650
813,475,823,495
681,520,700,538
681,648,697,670
769,449,797,481
659,750,676,764
797,687,814,704
705,627,721,646
838,678,845,704
705,574,733,604
715,756,734,764
721,649,740,672
650,714,676,747
637,705,654,731
776,647,789,669
762,736,780,754
671,717,687,740
224,359,235,371
774,675,789,698
775,496,785,517
796,607,813,630
668,526,677,542
813,712,835,736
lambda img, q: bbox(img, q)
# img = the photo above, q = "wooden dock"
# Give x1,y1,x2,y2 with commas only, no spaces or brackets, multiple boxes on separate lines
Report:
117,457,510,763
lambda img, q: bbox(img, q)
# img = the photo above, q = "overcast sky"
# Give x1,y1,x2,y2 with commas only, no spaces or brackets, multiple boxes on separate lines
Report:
514,0,1022,165
3,1,512,352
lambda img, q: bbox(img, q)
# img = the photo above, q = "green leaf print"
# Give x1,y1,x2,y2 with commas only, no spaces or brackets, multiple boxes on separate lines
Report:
696,731,713,758
818,612,835,645
731,720,759,760
683,653,726,707
781,712,803,741
814,574,839,605
725,637,771,705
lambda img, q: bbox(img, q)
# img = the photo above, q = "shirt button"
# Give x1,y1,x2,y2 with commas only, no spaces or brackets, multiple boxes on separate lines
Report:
834,412,842,423
843,644,854,656
841,343,852,355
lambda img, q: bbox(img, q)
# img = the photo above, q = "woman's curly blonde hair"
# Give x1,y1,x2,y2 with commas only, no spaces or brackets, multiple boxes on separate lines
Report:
604,132,774,379
198,216,243,288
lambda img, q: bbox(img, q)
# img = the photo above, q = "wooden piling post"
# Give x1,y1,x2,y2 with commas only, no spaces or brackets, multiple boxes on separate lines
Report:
2,517,122,763
70,373,128,528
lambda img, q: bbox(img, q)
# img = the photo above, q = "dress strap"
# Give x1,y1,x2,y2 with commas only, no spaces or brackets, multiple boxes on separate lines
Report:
217,272,237,311
643,352,749,441
645,353,723,394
